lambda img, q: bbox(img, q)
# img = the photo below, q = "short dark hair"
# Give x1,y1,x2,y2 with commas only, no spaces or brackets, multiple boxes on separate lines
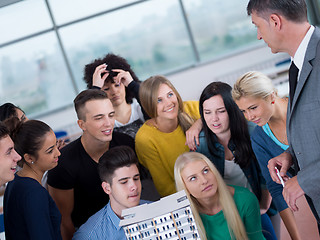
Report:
98,146,138,184
83,53,140,104
4,118,52,166
74,89,108,120
0,122,9,141
247,0,308,23
0,103,24,121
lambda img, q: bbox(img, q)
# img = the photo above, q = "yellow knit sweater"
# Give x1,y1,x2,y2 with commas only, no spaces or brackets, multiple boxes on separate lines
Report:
135,101,200,197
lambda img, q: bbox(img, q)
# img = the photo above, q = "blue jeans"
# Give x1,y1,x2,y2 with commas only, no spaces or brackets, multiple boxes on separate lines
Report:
261,213,278,240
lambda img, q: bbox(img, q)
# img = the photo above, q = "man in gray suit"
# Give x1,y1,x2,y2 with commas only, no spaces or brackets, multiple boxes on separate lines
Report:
247,0,320,226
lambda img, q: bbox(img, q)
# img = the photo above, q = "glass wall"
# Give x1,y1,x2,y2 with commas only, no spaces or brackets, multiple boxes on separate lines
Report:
183,0,258,61
2,0,317,117
59,0,196,91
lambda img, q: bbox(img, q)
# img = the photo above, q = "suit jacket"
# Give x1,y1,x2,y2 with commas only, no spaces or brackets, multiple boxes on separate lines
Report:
287,27,320,218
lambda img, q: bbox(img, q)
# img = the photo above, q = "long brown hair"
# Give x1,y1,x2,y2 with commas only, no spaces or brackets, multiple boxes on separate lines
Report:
139,75,195,132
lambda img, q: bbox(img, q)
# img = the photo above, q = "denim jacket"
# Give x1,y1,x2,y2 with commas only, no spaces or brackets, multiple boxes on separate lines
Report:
196,131,265,201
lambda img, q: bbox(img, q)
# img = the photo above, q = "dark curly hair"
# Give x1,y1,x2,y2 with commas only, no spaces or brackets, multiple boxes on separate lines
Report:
83,53,140,104
0,103,24,121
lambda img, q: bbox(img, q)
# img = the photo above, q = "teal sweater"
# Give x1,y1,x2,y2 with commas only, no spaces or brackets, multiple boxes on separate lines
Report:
200,185,265,240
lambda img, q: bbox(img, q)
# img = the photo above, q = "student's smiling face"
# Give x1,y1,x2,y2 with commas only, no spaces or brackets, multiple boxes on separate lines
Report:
156,84,179,121
79,99,115,143
30,130,61,172
0,136,21,185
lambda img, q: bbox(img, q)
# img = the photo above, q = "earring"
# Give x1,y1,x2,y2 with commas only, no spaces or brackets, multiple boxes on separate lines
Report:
31,161,34,164
271,101,275,104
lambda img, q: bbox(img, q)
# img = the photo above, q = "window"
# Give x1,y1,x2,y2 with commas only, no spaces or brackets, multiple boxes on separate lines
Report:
0,32,75,116
48,0,135,25
2,0,317,117
59,0,195,91
0,0,52,45
183,0,260,61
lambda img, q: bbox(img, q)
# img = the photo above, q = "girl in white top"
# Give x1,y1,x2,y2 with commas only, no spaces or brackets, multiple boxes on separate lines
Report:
84,53,145,139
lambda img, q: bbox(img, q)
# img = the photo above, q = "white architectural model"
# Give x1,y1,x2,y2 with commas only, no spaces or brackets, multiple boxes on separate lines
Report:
120,190,200,240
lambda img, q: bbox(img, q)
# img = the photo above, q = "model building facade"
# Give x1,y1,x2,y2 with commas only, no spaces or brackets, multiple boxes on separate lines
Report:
120,190,200,240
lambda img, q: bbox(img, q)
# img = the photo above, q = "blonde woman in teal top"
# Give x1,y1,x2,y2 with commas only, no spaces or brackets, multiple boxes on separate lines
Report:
200,185,263,240
233,71,301,240
174,152,265,240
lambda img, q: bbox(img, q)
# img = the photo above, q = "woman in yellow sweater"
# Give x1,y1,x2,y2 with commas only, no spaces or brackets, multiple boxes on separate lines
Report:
135,75,200,197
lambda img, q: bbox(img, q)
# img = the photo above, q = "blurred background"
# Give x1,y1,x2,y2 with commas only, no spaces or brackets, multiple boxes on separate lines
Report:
0,0,319,133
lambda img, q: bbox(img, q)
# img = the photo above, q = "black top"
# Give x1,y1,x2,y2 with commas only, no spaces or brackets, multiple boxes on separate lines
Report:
47,132,134,228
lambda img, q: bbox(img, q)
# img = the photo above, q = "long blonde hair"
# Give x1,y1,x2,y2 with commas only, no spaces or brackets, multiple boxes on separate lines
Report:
174,152,248,240
232,71,277,101
139,75,195,132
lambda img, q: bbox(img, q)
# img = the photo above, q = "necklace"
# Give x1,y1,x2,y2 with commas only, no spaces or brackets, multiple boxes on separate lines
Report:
275,127,288,145
279,132,288,145
268,122,288,145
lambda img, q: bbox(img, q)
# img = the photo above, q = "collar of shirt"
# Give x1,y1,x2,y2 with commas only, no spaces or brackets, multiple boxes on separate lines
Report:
293,25,315,75
107,202,122,231
107,199,150,231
